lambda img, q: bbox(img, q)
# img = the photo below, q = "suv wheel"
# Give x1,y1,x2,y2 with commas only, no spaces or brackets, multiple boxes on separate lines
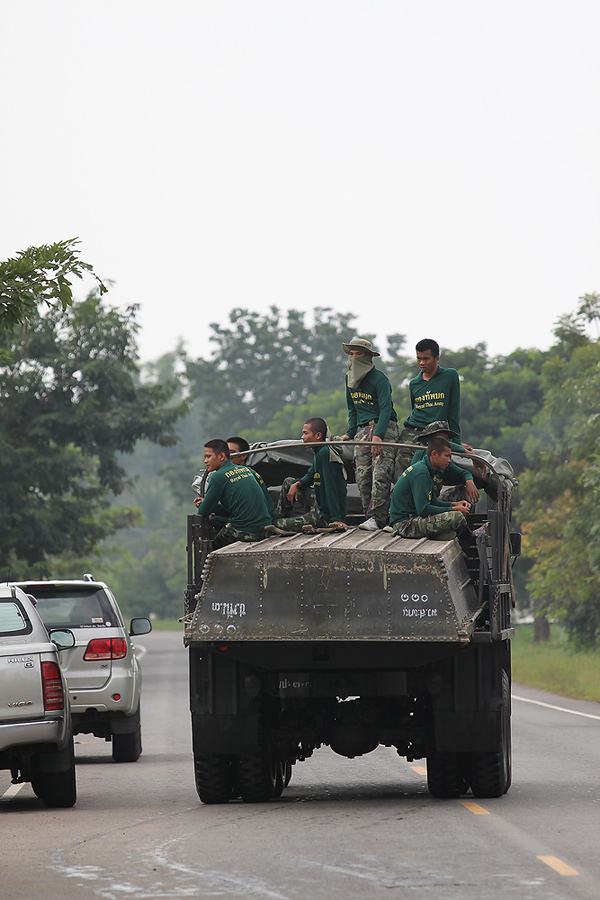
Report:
112,724,142,762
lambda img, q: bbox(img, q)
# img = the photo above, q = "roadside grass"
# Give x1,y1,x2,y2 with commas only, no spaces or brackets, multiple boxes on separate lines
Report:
513,624,600,703
149,618,184,631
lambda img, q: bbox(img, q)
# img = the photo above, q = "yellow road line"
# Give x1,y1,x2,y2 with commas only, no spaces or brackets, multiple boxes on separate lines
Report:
461,801,490,815
410,766,427,776
537,856,579,876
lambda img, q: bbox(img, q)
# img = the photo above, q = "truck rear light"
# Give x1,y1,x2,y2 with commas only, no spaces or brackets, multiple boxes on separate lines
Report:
41,661,65,711
83,638,128,660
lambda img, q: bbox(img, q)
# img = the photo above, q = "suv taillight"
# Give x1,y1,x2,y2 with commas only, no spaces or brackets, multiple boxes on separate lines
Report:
83,638,127,660
41,661,65,711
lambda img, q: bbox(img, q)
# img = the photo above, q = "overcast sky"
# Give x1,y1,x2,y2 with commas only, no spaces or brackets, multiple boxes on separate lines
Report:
2,2,599,363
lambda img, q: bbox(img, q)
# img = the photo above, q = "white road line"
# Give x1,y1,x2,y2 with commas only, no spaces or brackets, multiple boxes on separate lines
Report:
513,694,600,721
1,782,26,802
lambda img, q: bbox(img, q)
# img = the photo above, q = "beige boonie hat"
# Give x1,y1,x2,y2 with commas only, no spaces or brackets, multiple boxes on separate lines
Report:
417,420,457,441
341,337,380,357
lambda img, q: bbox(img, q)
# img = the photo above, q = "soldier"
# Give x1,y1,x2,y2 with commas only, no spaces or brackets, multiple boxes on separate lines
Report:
390,436,478,541
397,339,472,476
409,421,480,508
340,337,399,531
227,436,277,522
266,417,348,535
194,439,272,548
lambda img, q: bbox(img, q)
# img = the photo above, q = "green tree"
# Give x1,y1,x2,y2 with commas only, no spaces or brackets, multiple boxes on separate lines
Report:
0,238,105,333
520,306,600,647
0,292,184,576
185,307,357,438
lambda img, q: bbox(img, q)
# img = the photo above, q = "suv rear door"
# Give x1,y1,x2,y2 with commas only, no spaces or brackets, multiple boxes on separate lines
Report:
27,585,121,691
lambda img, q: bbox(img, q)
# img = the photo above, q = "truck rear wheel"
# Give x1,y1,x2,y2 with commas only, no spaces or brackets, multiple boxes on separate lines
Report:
194,753,234,804
234,747,277,803
469,670,511,798
426,751,468,799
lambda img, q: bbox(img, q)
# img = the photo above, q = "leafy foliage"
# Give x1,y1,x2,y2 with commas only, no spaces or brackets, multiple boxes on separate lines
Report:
0,292,184,575
519,300,600,647
0,238,106,333
185,307,358,437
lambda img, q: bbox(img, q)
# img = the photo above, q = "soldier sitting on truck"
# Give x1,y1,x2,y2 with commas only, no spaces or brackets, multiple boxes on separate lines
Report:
193,439,273,548
266,417,348,535
390,436,479,542
410,421,479,509
226,436,277,523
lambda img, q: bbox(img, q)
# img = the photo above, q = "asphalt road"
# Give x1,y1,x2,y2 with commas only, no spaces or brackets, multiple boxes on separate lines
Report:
2,630,599,900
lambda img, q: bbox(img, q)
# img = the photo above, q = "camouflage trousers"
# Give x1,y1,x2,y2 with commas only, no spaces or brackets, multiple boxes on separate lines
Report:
214,523,267,549
274,477,325,532
393,510,469,541
354,420,400,527
394,425,425,481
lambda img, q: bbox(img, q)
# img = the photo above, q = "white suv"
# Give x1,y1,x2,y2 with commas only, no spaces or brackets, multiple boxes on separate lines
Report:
11,576,151,763
0,584,77,807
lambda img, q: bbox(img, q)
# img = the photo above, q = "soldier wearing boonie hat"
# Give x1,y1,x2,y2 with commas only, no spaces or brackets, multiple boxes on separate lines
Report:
340,337,399,531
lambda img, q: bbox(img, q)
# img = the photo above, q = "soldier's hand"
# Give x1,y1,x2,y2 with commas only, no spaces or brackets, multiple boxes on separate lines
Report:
461,441,474,452
193,497,203,508
371,434,383,456
287,482,301,503
465,480,480,503
340,434,350,441
451,500,471,514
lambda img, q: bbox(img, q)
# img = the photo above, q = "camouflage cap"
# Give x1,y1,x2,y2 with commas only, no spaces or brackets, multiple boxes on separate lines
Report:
341,337,380,357
417,420,457,441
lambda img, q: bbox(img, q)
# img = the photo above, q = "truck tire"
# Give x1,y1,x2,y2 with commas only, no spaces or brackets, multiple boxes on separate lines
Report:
234,747,278,803
112,724,142,762
35,737,77,808
469,670,511,798
194,753,234,804
426,751,468,799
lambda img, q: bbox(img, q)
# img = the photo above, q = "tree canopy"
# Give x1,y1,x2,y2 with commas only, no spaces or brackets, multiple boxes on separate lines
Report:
0,238,105,334
0,292,184,576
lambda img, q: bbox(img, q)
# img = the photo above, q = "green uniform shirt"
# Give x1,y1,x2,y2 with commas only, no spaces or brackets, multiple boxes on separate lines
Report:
196,461,272,532
299,444,347,524
346,367,398,440
211,467,277,527
390,456,453,525
410,442,472,494
404,366,461,439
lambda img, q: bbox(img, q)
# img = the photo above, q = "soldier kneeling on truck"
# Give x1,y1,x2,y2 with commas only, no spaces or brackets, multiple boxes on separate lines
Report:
390,435,486,543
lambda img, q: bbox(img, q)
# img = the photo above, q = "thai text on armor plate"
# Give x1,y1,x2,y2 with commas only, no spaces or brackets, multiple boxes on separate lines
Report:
211,601,246,617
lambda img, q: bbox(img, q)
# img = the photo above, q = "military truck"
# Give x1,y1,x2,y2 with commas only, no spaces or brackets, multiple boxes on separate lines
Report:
183,441,519,804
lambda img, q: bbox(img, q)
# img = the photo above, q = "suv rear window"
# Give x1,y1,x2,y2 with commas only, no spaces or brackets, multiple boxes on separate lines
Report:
30,588,116,629
0,600,33,636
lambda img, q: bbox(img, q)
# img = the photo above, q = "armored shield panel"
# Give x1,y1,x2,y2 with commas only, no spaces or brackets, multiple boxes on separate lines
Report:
185,529,481,645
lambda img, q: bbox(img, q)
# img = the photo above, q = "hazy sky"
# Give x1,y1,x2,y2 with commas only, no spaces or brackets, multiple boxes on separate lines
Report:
2,2,599,363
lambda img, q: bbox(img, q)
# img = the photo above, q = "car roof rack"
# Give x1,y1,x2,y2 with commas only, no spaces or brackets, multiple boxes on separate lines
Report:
83,573,96,582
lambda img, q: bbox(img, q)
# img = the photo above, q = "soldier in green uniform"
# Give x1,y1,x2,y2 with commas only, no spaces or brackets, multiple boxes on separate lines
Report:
194,439,272,548
266,417,348,535
390,436,476,541
227,436,277,523
397,339,473,476
340,337,399,531
410,421,479,508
